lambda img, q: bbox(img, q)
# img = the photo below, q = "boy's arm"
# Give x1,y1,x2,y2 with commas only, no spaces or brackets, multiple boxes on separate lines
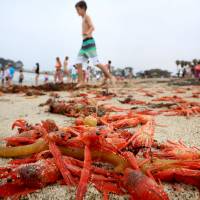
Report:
84,15,95,35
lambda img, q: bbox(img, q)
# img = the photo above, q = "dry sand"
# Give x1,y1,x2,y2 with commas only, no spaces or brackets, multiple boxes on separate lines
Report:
0,79,200,200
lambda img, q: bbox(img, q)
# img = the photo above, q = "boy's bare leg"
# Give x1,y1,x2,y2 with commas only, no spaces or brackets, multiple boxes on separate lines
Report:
76,64,86,88
96,63,115,85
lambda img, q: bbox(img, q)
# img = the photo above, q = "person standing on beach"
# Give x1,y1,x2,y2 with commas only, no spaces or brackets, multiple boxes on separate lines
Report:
44,72,49,83
35,63,40,86
107,60,112,73
74,1,114,88
63,56,70,82
9,64,15,85
194,61,200,80
71,65,78,83
19,69,24,86
54,57,63,83
5,66,11,87
0,64,5,86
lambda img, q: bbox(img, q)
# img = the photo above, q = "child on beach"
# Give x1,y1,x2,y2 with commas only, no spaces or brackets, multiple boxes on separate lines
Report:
63,56,70,82
44,72,49,83
5,67,11,87
71,65,78,83
74,1,114,88
19,69,24,85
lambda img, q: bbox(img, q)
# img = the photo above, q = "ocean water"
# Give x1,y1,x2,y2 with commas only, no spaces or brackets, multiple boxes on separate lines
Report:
12,72,60,85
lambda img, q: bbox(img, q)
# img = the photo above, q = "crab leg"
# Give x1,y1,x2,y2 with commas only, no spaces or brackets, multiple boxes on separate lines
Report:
76,145,92,200
49,141,75,186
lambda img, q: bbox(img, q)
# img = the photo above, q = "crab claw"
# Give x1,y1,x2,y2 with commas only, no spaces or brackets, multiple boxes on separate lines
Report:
123,168,169,200
41,119,58,133
12,119,28,131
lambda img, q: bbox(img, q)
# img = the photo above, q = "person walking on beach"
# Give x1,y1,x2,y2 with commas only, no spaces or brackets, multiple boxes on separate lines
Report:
19,69,24,86
54,57,63,83
35,63,40,86
74,1,114,88
63,56,70,82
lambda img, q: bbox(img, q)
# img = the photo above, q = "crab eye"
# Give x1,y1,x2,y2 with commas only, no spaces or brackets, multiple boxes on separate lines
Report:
7,177,13,183
97,109,106,117
96,131,100,135
61,133,65,138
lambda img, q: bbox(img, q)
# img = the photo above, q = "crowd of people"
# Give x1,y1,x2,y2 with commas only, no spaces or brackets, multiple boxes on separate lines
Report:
35,56,103,85
33,58,112,86
176,59,200,80
0,57,112,87
1,57,200,88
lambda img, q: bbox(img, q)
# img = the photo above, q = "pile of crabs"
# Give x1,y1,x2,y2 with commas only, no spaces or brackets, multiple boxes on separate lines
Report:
0,83,77,94
1,89,200,200
39,88,200,118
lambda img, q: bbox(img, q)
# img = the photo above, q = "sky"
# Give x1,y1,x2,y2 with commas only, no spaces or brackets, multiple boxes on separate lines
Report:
0,0,200,73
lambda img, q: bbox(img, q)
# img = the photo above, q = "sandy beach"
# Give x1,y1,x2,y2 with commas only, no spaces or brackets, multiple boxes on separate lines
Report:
0,79,200,200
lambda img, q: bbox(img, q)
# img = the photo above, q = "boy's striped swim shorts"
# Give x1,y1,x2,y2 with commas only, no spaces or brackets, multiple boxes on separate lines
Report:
75,37,100,65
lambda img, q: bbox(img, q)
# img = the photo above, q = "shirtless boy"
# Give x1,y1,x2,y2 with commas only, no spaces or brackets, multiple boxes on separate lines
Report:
75,1,114,87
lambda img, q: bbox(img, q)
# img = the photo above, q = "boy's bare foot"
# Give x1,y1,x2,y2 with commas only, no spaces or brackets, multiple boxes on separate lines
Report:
75,82,87,89
99,77,116,88
102,84,109,89
100,78,108,86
